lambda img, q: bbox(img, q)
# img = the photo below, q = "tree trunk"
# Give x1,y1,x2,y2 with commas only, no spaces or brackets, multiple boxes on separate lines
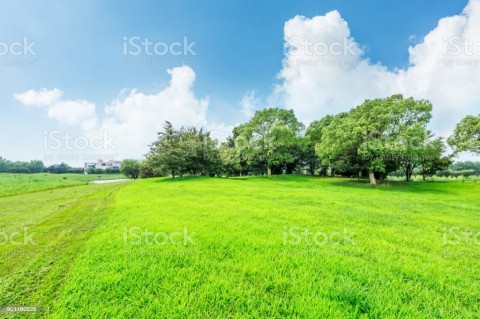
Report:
267,167,272,176
171,170,175,179
368,170,377,185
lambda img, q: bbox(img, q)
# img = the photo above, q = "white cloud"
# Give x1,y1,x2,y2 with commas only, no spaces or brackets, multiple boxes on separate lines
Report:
275,0,480,138
15,88,96,125
14,88,62,107
97,65,209,158
240,90,261,118
15,66,212,160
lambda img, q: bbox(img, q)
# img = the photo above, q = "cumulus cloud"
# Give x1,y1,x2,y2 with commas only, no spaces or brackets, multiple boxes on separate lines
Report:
14,88,63,107
97,66,209,157
15,88,96,126
275,0,480,137
15,66,211,159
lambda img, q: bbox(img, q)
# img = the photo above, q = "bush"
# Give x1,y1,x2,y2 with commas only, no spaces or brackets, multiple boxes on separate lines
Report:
140,163,163,179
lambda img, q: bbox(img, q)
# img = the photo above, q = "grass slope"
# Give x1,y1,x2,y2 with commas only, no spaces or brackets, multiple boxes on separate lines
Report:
25,176,478,318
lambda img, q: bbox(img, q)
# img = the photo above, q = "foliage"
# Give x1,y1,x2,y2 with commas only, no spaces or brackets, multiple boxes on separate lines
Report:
140,161,163,179
147,121,221,178
450,161,480,175
120,159,142,179
436,169,476,177
317,95,435,184
234,108,304,175
302,115,336,175
0,157,45,173
448,114,480,155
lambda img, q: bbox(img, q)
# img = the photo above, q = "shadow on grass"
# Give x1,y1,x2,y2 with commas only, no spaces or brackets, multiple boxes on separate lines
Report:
151,175,458,195
153,176,210,183
328,178,454,195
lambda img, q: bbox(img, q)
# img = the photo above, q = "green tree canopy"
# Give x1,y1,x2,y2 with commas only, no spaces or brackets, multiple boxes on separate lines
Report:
317,94,433,185
234,108,304,175
120,159,142,179
448,114,480,155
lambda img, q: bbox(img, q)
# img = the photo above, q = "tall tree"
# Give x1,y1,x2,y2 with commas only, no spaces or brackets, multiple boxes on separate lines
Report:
448,114,480,155
147,122,187,179
317,95,433,185
303,115,335,176
418,137,452,181
147,122,222,178
235,108,304,175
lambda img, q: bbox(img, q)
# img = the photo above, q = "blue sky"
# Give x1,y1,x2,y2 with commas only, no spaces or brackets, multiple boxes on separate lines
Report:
1,0,477,164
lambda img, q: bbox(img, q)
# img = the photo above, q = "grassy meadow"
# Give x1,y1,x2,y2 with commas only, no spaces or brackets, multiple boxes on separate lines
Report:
0,174,479,318
0,173,125,198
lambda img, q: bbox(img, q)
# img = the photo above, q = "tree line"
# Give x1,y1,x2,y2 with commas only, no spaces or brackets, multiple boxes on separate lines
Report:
126,94,479,184
0,159,117,174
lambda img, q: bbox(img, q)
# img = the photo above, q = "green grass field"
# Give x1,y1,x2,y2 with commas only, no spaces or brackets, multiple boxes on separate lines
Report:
0,175,479,318
0,173,125,198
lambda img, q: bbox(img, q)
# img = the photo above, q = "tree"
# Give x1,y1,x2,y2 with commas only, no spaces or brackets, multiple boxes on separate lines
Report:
120,159,141,179
219,136,243,177
316,112,367,179
235,108,304,176
147,122,187,179
305,115,338,176
317,95,433,185
448,114,480,155
147,122,221,178
140,161,163,178
46,163,83,174
450,161,480,175
418,138,452,181
395,128,433,182
397,133,451,181
29,160,45,173
182,127,222,176
0,157,45,173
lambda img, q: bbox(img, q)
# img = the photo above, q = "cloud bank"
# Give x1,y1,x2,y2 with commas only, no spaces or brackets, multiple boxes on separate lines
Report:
275,0,480,136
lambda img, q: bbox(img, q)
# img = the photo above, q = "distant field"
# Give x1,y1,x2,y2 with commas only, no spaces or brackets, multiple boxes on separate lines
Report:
0,173,125,197
0,175,479,318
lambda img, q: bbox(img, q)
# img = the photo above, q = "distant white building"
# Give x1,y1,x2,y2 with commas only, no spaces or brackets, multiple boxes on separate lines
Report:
84,160,122,174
